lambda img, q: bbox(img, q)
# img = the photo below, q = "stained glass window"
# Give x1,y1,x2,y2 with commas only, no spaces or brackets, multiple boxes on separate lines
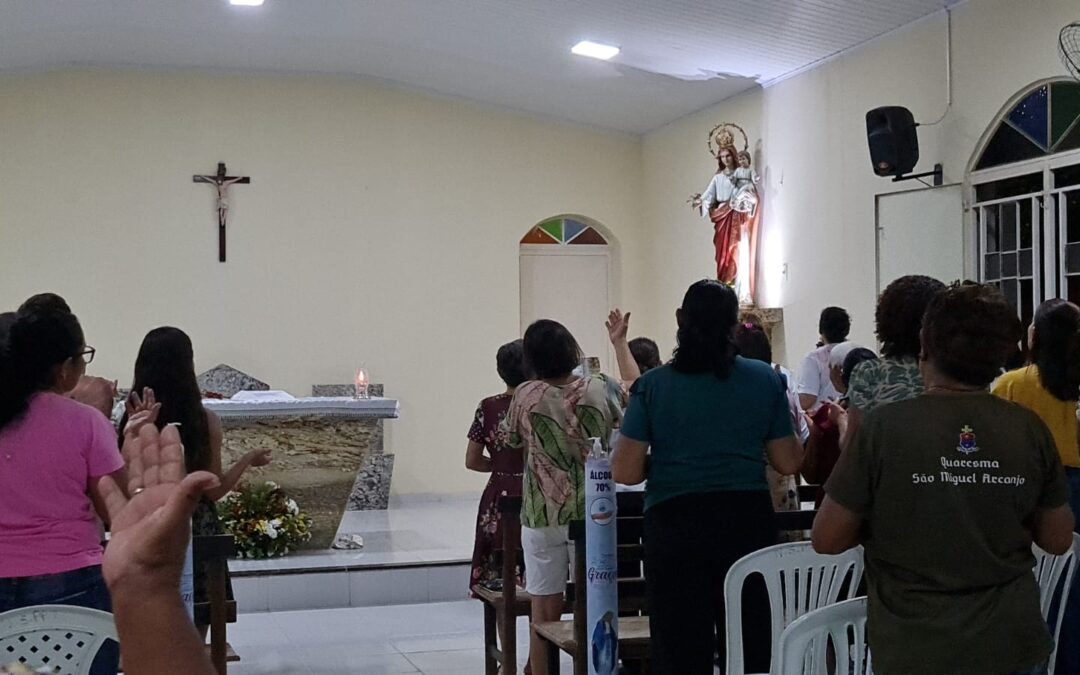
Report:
975,81,1080,170
520,218,608,245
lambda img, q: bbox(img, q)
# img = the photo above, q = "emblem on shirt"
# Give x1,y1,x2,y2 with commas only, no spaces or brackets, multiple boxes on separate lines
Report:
957,425,979,455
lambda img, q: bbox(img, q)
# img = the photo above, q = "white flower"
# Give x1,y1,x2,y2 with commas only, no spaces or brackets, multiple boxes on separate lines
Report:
286,499,299,515
265,481,278,489
270,518,282,528
264,521,279,539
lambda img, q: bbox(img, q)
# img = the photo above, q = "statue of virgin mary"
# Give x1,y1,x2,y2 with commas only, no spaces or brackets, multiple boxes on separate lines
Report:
693,124,760,305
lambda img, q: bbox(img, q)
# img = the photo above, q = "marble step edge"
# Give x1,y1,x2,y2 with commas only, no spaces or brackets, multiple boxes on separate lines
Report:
230,556,471,577
233,562,472,612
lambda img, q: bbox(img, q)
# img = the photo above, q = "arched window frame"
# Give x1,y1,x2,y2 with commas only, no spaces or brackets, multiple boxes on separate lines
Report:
966,77,1080,331
520,217,610,246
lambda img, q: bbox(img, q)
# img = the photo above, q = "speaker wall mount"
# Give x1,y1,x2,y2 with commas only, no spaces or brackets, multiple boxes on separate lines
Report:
865,106,943,186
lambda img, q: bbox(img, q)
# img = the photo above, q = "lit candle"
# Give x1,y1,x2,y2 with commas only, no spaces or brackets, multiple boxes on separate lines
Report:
355,366,369,399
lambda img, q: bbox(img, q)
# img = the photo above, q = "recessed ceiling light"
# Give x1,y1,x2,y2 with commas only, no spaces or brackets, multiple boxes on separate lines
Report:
571,40,620,61
229,0,265,6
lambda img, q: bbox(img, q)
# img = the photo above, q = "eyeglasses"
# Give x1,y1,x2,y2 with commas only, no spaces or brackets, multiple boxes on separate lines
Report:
75,347,96,364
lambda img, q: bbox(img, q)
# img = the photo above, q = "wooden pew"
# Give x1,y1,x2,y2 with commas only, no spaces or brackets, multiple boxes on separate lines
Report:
529,490,812,673
192,534,239,674
773,508,817,534
473,495,532,675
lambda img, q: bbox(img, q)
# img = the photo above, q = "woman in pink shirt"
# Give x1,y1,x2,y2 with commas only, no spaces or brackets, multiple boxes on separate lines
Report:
0,305,124,674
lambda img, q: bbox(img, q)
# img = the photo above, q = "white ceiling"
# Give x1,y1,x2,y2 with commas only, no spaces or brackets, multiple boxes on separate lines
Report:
0,0,954,133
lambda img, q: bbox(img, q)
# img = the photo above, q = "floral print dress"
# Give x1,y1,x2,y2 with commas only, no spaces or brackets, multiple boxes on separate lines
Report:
468,394,525,595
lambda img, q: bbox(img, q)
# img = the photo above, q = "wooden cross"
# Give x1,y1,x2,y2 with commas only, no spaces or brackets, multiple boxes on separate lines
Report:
193,162,251,262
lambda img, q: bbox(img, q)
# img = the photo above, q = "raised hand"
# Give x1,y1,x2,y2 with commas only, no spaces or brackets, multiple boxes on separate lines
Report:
245,448,273,468
70,375,120,418
126,387,159,417
100,424,220,595
605,309,631,345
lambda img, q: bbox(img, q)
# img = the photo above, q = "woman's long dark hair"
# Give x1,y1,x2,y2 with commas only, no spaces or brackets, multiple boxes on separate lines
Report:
1030,299,1080,401
0,308,84,431
672,280,739,380
120,327,211,472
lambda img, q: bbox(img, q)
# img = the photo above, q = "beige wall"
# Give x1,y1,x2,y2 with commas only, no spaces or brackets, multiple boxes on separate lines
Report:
0,70,646,495
640,0,1080,365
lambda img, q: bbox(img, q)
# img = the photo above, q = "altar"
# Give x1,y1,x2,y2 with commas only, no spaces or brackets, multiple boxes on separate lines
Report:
204,394,399,550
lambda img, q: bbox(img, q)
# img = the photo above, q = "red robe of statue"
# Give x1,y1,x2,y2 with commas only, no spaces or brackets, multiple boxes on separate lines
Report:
710,203,744,286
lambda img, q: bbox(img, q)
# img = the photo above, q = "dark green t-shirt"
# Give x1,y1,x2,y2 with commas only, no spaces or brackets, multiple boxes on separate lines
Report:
826,393,1068,675
621,358,793,510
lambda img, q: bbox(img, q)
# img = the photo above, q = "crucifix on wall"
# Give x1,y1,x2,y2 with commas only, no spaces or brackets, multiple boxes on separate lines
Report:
193,162,251,262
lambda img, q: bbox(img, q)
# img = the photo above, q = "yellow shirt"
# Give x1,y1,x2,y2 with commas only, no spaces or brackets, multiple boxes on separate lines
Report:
992,365,1080,467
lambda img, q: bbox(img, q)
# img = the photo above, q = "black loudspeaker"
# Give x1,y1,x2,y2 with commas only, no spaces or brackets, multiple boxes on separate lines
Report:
866,107,919,177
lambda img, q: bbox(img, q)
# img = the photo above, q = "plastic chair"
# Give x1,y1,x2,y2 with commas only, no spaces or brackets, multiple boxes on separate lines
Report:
1033,533,1080,675
725,541,865,675
773,597,871,675
0,605,117,675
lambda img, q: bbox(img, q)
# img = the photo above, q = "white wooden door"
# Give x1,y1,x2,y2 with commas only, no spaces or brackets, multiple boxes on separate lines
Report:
876,184,965,293
519,246,612,373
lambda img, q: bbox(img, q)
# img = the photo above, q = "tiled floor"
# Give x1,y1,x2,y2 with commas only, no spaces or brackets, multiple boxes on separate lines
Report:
226,599,571,675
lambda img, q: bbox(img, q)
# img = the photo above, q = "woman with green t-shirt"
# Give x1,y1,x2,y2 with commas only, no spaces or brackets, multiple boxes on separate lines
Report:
613,280,803,675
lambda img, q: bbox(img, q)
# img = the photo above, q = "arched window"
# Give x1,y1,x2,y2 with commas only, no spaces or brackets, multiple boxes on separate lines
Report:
969,78,1080,331
520,217,609,245
974,81,1080,170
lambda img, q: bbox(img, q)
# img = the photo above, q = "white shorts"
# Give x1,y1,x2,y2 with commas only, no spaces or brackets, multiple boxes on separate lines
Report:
521,524,575,596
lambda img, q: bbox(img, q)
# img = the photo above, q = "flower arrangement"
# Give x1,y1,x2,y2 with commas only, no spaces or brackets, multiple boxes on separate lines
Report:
218,481,312,559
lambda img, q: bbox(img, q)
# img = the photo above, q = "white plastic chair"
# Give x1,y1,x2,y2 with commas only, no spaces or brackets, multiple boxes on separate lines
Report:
1033,533,1080,675
725,541,865,675
0,605,117,675
774,597,871,675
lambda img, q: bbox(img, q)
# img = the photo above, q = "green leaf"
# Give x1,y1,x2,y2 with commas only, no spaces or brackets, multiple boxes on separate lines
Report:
576,405,607,442
523,473,548,527
529,412,577,470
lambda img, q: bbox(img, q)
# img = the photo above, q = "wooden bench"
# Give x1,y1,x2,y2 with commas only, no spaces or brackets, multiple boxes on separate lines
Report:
193,534,239,674
533,491,650,675
473,495,532,675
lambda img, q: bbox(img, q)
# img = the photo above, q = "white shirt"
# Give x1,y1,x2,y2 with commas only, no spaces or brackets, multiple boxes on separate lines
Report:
797,344,842,411
700,170,737,211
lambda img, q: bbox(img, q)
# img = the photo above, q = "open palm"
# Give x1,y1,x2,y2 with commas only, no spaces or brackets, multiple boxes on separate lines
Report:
605,309,631,344
101,424,219,591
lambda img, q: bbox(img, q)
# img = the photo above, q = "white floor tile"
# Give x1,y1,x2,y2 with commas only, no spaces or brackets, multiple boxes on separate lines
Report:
392,632,477,654
227,600,496,674
229,613,292,651
226,650,313,675
292,648,419,674
402,648,487,672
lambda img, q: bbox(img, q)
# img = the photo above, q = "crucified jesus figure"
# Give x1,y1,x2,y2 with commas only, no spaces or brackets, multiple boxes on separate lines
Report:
193,162,251,262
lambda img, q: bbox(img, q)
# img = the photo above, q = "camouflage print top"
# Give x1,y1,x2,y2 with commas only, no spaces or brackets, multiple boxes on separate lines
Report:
847,356,924,413
503,374,625,529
